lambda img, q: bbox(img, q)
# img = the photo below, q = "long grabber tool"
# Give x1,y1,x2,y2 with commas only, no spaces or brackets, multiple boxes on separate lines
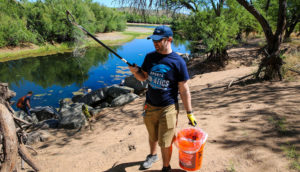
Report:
66,10,133,66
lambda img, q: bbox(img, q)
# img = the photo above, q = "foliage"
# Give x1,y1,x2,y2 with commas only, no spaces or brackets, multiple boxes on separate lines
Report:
172,11,239,54
226,0,261,37
90,3,127,32
0,1,38,47
124,11,173,24
0,0,127,48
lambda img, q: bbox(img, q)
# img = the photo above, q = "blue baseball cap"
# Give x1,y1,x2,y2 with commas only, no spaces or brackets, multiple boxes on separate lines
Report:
147,25,173,41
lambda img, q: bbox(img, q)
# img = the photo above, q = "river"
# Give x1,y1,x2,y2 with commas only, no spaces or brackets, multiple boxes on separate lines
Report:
0,30,190,110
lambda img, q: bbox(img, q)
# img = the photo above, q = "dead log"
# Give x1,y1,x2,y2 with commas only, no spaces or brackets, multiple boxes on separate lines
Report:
0,104,18,172
0,83,18,172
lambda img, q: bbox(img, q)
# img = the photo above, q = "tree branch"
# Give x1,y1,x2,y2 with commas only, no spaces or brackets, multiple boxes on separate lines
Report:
236,0,274,43
180,0,197,12
265,0,271,11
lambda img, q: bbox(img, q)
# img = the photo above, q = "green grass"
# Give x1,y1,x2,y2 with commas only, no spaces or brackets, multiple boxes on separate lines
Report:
268,116,290,135
0,43,73,62
122,31,152,39
226,160,236,172
281,144,300,171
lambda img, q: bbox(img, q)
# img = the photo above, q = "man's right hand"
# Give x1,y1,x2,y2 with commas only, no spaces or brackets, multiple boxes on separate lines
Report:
129,64,140,74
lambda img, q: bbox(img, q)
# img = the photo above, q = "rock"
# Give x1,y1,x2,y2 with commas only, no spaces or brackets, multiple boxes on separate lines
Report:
124,75,148,94
71,95,84,103
15,110,27,120
58,103,92,129
72,87,109,106
90,108,101,116
15,110,38,124
26,130,51,145
30,106,60,121
34,119,59,129
128,145,136,151
100,102,110,108
177,52,191,62
111,93,139,107
107,85,134,98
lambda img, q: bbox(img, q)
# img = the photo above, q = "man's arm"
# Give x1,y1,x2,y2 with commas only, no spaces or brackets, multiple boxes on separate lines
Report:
178,80,192,112
129,66,148,81
179,80,197,126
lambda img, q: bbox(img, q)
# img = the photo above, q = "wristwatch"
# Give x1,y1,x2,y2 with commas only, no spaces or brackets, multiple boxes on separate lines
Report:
186,110,193,114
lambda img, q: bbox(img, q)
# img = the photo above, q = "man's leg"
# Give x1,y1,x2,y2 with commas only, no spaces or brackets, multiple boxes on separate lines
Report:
158,104,178,170
161,145,172,167
142,104,159,169
24,106,31,116
149,139,158,155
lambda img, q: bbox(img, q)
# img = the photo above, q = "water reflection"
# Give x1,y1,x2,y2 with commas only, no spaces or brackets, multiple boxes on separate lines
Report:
1,38,190,109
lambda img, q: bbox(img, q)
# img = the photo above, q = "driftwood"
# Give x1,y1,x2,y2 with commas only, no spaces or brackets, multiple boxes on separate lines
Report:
226,73,256,89
18,144,41,171
0,83,40,171
288,68,300,75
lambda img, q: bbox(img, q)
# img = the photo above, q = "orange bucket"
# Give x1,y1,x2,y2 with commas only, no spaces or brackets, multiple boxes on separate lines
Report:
175,128,208,171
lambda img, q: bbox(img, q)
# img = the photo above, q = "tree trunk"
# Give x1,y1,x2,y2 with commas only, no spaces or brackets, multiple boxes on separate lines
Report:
236,0,286,80
283,19,299,42
0,104,18,172
208,48,228,67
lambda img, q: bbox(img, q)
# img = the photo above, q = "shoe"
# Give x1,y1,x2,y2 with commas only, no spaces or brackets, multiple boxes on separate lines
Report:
161,165,172,172
142,154,158,169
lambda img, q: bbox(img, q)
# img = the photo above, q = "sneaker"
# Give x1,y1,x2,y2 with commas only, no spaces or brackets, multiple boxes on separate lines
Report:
142,154,158,169
161,165,172,172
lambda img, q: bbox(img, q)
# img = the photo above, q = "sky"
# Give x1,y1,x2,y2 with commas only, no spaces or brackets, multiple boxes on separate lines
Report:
94,0,120,8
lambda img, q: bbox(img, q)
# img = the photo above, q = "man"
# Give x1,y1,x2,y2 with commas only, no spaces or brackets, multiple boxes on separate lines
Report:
129,25,197,172
17,91,33,116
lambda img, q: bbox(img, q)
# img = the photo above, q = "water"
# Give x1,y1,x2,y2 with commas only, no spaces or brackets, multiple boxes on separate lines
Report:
1,36,190,110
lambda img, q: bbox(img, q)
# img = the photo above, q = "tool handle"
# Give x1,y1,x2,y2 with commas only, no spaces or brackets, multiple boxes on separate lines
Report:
66,10,133,66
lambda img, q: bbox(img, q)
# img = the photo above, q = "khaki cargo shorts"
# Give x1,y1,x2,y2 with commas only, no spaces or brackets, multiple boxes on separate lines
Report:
143,103,179,148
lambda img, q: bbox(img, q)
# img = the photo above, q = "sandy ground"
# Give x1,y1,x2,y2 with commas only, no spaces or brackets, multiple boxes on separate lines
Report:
18,29,300,172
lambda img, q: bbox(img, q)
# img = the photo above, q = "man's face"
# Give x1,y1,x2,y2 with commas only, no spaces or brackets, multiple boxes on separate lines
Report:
153,38,169,53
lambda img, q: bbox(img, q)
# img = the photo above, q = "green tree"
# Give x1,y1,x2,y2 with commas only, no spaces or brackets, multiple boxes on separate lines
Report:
236,0,287,80
0,0,37,47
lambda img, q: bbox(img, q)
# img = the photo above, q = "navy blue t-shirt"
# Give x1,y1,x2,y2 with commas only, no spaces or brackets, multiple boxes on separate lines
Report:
141,51,189,107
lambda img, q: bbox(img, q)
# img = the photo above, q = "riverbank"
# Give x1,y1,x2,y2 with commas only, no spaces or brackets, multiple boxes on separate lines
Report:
28,40,300,171
0,26,154,62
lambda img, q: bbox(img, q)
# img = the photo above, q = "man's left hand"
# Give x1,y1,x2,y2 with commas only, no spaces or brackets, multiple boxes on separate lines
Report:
187,113,197,127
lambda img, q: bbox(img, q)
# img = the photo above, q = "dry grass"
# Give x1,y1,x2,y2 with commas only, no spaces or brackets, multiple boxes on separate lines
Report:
282,49,300,81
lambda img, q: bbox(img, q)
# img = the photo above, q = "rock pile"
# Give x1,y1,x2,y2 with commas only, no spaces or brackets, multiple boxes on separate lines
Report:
15,75,148,130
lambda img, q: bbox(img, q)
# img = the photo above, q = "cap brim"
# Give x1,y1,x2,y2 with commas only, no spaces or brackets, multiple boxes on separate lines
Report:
147,35,164,41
